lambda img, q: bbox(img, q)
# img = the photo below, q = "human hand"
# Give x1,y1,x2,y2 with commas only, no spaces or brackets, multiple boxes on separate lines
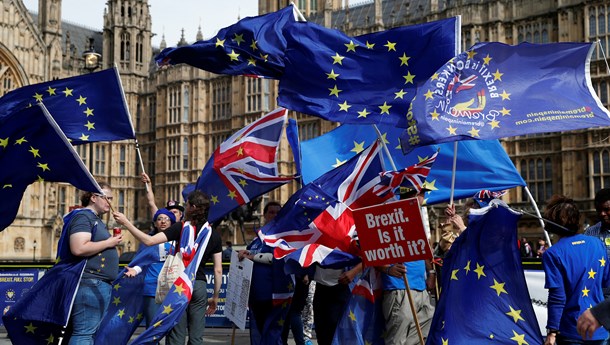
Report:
444,204,456,218
387,263,406,277
107,234,122,248
338,271,355,285
124,267,138,278
237,250,252,261
544,332,556,345
141,172,151,184
112,212,129,226
206,297,218,316
577,309,601,340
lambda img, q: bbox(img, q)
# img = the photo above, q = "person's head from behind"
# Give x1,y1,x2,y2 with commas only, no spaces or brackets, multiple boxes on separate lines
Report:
81,182,112,215
543,194,580,238
226,241,232,248
263,201,282,224
538,238,546,247
594,188,610,228
185,190,210,226
153,209,176,232
166,200,185,221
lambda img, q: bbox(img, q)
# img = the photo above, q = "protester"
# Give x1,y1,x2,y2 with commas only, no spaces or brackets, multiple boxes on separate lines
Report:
542,195,610,345
67,182,122,345
113,190,222,345
141,172,185,221
536,238,547,258
585,188,610,257
222,241,233,262
520,237,534,258
123,209,176,328
282,275,309,345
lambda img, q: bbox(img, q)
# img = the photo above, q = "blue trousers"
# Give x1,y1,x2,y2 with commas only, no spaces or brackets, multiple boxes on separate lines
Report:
68,278,112,345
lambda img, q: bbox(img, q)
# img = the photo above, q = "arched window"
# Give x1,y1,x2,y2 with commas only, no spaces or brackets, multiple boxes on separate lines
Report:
120,32,131,62
533,31,540,43
592,149,610,194
182,138,189,170
541,29,549,43
600,81,608,104
599,9,606,34
590,12,597,37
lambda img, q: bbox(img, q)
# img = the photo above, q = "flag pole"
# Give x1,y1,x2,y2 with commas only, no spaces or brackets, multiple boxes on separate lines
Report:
289,1,307,22
597,39,610,75
523,186,552,247
373,124,398,170
134,140,149,192
449,142,458,205
402,272,425,345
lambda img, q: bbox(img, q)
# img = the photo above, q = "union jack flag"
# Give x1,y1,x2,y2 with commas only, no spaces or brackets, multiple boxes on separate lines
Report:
195,108,295,223
261,140,393,263
373,150,438,197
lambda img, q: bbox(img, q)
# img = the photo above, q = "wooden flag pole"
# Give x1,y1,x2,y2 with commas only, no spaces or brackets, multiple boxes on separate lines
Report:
403,273,425,345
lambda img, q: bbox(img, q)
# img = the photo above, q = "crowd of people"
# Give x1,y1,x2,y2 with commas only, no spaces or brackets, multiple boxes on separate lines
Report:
46,167,610,345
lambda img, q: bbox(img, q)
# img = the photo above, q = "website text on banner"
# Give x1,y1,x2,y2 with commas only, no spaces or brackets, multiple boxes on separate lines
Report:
354,199,432,266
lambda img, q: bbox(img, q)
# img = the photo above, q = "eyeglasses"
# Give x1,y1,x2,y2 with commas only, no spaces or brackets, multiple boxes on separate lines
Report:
94,193,113,201
156,217,171,222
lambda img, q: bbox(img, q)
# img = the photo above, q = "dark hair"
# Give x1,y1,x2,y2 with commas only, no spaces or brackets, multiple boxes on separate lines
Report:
185,190,210,226
80,182,111,206
263,201,281,215
594,188,610,211
544,194,580,236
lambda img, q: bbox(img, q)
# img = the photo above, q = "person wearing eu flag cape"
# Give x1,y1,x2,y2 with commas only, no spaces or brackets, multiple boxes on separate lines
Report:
542,195,610,345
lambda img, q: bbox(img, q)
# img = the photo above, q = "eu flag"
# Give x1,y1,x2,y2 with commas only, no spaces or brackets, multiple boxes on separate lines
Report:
401,42,610,151
155,5,298,78
300,123,526,205
0,103,102,231
195,108,295,224
0,67,135,144
278,17,458,127
427,202,543,345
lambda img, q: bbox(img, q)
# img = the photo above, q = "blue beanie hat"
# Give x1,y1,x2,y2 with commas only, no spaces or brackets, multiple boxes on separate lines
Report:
153,209,176,224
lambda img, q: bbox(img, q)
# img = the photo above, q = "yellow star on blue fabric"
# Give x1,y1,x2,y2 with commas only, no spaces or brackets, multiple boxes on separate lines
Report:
506,306,524,323
510,330,528,345
24,322,37,334
332,158,346,168
474,263,486,279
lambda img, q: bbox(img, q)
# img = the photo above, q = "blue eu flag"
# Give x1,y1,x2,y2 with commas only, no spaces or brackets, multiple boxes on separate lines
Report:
427,203,543,345
0,67,135,144
278,17,458,127
401,42,610,151
300,123,525,205
155,6,298,78
0,103,102,231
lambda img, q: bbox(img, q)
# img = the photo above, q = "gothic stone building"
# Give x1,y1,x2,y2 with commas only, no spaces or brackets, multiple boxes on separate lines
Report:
0,0,608,261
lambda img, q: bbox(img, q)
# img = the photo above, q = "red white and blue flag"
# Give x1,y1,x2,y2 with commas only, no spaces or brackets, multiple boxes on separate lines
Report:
196,108,295,223
374,150,438,197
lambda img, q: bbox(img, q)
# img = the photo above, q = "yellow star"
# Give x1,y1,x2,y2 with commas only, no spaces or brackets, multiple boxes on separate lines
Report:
500,90,511,100
326,69,340,80
379,132,390,145
500,107,511,116
0,137,8,148
46,86,56,95
493,69,504,81
118,309,125,318
237,146,244,156
384,41,396,51
468,127,481,138
482,54,492,65
163,304,174,314
351,141,365,154
582,286,590,297
474,263,486,279
399,53,411,66
442,338,448,345
85,121,95,130
600,257,606,267
174,283,186,295
79,133,90,141
278,318,285,327
227,49,240,61
451,269,459,280
76,95,87,105
588,268,597,279
232,33,245,46
332,158,347,168
215,38,225,47
365,41,375,49
328,85,342,97
466,50,477,59
394,89,406,99
422,179,438,191
338,101,351,112
250,39,258,51
489,120,500,129
15,137,27,145
227,190,237,200
447,125,457,135
211,195,219,204
464,260,471,274
37,162,50,171
424,89,434,100
260,53,269,62
128,316,135,323
33,92,43,102
112,296,121,306
247,57,257,66
490,279,508,296
430,110,440,120
24,323,37,334
62,87,73,97
344,40,358,52
28,146,40,157
357,108,370,118
331,53,345,65
113,283,121,291
510,330,528,345
349,309,357,321
378,102,392,115
136,313,144,321
84,107,94,116
46,334,55,344
403,71,415,84
506,306,525,323
238,179,248,187
430,73,439,80
2,184,12,189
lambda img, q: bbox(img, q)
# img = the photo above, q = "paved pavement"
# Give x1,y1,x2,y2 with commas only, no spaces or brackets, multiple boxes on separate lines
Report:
0,326,316,344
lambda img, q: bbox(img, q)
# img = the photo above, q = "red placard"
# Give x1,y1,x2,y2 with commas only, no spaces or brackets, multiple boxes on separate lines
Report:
354,198,432,266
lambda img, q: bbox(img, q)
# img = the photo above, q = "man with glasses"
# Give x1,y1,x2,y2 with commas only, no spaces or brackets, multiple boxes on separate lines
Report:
66,182,123,345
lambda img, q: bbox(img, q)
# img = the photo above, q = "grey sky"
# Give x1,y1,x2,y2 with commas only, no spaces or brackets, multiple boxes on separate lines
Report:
22,0,259,48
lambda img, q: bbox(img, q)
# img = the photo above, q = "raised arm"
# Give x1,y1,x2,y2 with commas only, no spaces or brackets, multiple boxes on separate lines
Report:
142,172,159,218
113,211,167,247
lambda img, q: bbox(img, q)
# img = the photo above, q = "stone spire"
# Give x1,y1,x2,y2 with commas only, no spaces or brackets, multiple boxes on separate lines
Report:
160,33,167,50
177,28,187,47
196,24,203,42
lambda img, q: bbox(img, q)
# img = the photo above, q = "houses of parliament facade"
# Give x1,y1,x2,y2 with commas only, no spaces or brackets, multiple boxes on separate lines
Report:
1,0,609,261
